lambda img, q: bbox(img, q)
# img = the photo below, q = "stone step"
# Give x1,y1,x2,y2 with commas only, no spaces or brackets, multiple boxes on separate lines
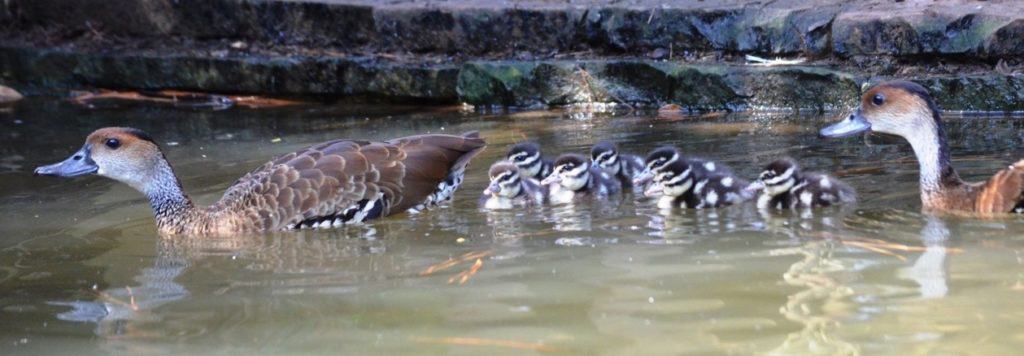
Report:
3,0,1022,59
4,45,1022,111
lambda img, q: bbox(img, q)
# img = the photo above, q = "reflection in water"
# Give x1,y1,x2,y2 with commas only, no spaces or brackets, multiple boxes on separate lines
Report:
51,240,190,337
768,239,858,355
900,216,950,299
6,100,1024,353
49,226,396,341
549,204,593,232
769,214,959,354
644,204,762,239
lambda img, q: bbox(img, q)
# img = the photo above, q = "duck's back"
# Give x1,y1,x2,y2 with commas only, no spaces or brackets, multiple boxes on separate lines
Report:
974,160,1024,214
211,132,485,231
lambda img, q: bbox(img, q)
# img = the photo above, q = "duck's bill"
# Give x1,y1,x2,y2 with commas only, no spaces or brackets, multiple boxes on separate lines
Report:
820,111,871,138
34,147,98,178
633,171,653,186
540,175,561,186
643,184,663,197
485,182,502,195
744,180,765,194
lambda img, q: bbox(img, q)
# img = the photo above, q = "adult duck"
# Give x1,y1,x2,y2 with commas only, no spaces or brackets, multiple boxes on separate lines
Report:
820,80,1024,214
35,127,487,236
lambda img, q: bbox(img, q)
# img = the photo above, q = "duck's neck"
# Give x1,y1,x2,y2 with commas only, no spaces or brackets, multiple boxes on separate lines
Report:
905,120,963,199
140,159,198,233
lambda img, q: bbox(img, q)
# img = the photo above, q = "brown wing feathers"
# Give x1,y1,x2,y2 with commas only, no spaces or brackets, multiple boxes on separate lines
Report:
975,160,1024,214
215,132,485,231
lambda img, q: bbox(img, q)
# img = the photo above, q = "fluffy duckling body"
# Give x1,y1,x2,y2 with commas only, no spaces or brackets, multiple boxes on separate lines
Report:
747,158,856,209
541,153,622,204
591,141,645,189
479,161,547,210
645,160,751,209
35,127,486,236
821,81,1024,214
633,146,732,187
507,141,554,181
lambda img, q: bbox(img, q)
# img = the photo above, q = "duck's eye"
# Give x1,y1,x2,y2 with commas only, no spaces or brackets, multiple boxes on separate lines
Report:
105,138,121,149
872,93,885,106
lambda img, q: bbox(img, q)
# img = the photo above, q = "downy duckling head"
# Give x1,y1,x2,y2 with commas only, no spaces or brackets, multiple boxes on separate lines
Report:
485,161,522,198
35,127,173,194
644,160,693,198
746,158,801,197
821,80,942,140
507,141,545,177
542,153,590,191
590,141,621,173
634,146,680,186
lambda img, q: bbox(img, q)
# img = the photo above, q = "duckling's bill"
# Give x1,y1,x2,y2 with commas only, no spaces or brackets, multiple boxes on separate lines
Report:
643,183,662,197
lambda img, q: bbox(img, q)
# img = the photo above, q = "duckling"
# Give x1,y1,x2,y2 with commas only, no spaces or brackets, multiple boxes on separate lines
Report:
590,141,645,189
633,146,733,186
820,80,1024,214
506,141,554,181
644,160,751,209
479,161,547,210
34,127,487,236
540,153,622,204
746,158,856,210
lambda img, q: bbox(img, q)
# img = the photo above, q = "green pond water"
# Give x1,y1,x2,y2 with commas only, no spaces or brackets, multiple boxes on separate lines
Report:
2,99,1024,355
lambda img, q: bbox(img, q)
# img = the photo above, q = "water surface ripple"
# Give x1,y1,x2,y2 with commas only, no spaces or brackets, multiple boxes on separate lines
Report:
2,101,1024,354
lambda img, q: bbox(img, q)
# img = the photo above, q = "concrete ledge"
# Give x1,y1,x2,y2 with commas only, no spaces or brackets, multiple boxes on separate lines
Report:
1,0,1022,110
4,45,1022,111
5,0,1022,58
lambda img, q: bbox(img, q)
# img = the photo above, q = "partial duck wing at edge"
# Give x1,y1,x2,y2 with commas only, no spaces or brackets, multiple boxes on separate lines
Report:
975,160,1024,214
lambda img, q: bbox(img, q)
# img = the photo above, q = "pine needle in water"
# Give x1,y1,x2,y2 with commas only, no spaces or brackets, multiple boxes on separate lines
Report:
420,250,490,276
448,258,484,285
409,336,557,352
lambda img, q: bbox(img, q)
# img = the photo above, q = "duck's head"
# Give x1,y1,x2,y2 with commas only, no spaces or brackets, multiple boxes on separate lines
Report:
746,158,801,197
507,141,544,177
35,127,168,192
634,146,679,186
644,160,693,198
485,161,522,198
820,81,941,140
590,141,620,173
542,153,590,191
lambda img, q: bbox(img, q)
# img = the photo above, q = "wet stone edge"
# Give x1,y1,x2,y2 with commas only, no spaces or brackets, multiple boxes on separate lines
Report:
1,45,1023,112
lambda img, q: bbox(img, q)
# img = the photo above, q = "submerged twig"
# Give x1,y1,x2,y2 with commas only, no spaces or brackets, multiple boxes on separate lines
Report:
409,336,557,352
814,231,962,260
420,250,491,276
841,241,907,261
447,258,484,285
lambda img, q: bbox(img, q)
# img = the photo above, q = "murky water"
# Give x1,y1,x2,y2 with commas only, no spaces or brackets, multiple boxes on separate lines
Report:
2,99,1024,355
